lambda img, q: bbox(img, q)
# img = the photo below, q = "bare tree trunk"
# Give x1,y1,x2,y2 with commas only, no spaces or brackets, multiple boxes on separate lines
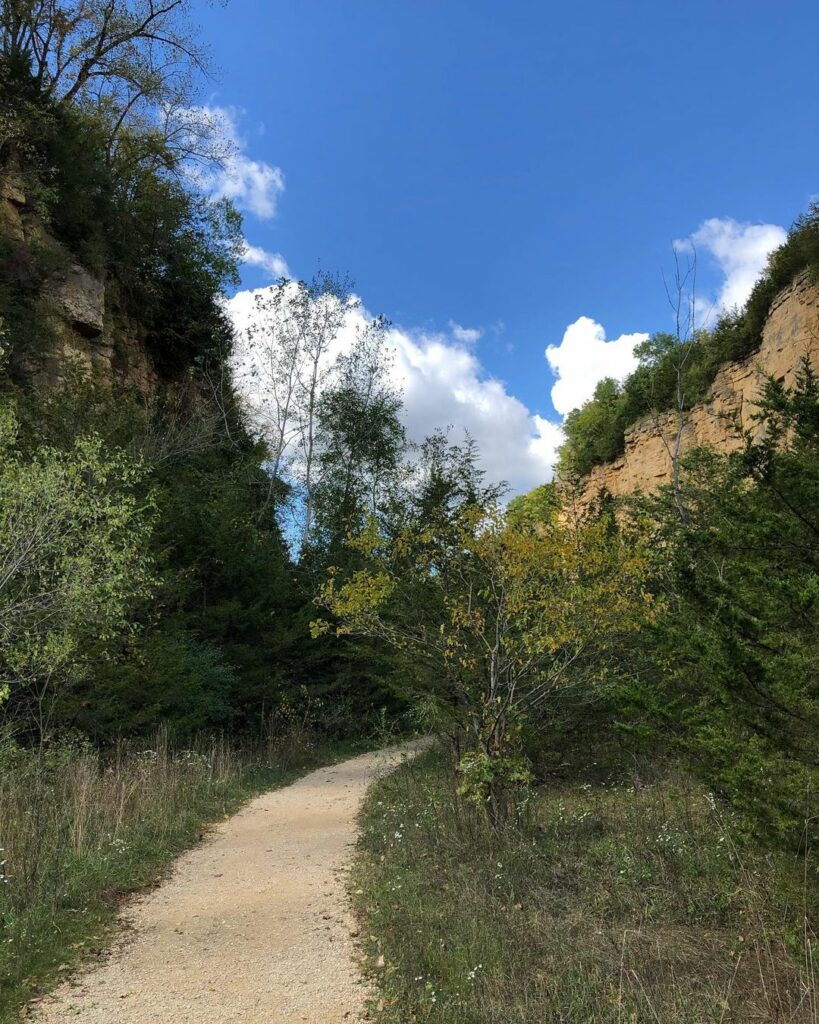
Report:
299,345,321,552
661,246,699,524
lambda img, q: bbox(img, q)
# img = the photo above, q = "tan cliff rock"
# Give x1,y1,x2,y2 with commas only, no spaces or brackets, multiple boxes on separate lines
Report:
1,174,158,394
577,272,819,503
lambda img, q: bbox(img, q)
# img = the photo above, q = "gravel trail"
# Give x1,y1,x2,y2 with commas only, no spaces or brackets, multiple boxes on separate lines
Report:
32,744,419,1024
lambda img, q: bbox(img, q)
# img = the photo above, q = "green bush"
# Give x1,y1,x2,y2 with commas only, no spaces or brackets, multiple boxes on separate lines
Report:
56,627,236,740
0,403,155,731
627,360,819,846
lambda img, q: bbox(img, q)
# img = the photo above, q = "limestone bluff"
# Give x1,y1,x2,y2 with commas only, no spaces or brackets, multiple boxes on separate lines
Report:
575,270,819,503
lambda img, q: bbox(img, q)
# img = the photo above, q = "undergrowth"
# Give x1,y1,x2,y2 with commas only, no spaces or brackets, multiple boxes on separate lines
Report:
0,727,361,1022
353,746,817,1023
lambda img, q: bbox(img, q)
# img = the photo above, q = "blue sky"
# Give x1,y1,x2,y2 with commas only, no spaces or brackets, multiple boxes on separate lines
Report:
195,0,819,492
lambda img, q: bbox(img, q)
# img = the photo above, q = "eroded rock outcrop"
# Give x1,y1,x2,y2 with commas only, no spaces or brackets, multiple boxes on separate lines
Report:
1,174,158,394
46,263,105,338
578,272,819,502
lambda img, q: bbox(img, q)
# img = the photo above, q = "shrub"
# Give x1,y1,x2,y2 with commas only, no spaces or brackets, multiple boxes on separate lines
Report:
629,360,819,845
0,405,155,736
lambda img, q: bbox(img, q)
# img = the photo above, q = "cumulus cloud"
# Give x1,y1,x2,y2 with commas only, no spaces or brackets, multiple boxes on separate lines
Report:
241,241,290,281
387,327,562,492
227,287,561,494
678,217,787,313
191,105,285,220
448,320,482,344
545,317,647,417
543,216,786,419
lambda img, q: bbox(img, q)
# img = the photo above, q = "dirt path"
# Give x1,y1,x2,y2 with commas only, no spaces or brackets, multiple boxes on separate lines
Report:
32,744,419,1024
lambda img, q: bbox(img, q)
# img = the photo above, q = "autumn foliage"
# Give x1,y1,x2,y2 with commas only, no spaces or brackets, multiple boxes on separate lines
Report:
315,500,655,823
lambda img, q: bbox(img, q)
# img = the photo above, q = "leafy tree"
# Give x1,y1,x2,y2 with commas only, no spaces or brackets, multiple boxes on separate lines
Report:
314,439,653,825
560,377,627,476
408,429,505,526
61,625,236,738
0,404,155,738
14,370,309,735
235,271,355,545
505,482,559,531
311,316,406,551
633,360,819,842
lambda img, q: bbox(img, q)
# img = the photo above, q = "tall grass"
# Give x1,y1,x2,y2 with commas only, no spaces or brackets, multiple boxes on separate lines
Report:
0,725,348,1021
353,746,817,1023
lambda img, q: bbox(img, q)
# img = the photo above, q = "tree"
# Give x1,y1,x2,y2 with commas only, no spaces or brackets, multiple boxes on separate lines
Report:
312,316,405,551
0,405,155,738
640,245,701,522
635,359,819,842
0,0,221,163
236,271,358,548
314,439,653,825
505,482,560,531
559,377,626,477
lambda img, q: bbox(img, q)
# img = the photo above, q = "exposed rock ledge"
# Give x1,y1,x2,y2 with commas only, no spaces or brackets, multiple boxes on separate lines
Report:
1,173,158,394
45,263,105,338
577,272,819,503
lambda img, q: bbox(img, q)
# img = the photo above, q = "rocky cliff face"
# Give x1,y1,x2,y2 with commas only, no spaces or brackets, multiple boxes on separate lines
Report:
578,272,819,502
1,175,158,393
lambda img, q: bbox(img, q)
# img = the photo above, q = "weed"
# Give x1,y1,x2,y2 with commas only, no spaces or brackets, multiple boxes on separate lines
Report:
353,746,817,1023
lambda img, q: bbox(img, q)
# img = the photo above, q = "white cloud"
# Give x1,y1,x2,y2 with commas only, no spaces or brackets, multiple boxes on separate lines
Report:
679,217,787,313
388,327,562,492
191,105,285,220
448,320,482,344
227,287,561,494
542,216,787,421
241,241,290,281
545,317,647,417
227,212,786,487
529,415,565,474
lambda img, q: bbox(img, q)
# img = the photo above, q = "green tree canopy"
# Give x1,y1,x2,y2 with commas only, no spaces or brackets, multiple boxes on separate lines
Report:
0,404,155,737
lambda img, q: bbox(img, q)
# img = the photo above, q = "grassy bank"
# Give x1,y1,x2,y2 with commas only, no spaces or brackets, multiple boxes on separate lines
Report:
353,746,817,1023
0,729,361,1022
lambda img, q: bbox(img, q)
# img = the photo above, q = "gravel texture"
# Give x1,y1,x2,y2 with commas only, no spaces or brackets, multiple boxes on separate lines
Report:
32,744,419,1023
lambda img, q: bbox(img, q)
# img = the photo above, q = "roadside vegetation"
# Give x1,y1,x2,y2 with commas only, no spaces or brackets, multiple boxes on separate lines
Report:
354,746,815,1023
0,3,404,1015
329,361,818,1020
0,727,363,1022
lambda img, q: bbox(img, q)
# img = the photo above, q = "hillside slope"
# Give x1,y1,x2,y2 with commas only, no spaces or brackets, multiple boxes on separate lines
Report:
578,272,819,502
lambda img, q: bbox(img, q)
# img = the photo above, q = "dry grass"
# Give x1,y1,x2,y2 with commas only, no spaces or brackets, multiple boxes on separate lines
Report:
353,746,817,1023
0,726,352,1021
